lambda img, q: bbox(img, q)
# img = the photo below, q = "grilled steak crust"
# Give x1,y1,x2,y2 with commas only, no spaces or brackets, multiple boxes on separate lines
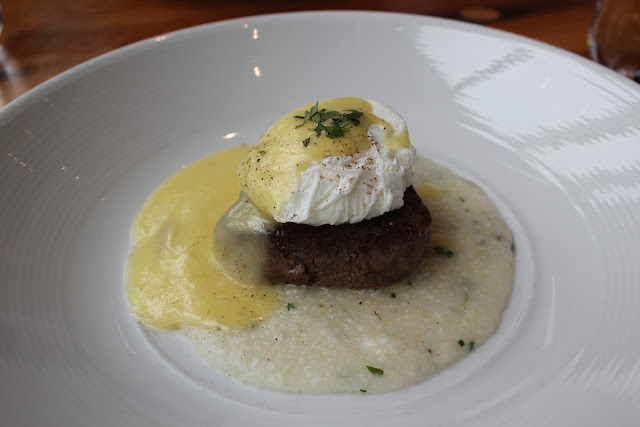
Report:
264,186,431,289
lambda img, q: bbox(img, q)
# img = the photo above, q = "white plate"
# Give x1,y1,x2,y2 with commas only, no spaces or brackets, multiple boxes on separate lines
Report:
1,11,640,426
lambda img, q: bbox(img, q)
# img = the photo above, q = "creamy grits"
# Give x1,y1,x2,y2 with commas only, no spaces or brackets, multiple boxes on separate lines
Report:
126,148,514,394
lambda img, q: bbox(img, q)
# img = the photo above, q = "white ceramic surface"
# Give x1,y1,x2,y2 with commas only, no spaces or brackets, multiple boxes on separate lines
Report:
1,11,640,426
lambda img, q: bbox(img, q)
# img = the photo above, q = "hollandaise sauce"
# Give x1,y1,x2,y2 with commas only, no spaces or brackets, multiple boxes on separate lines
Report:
238,97,412,222
182,155,515,394
125,98,514,394
126,146,280,330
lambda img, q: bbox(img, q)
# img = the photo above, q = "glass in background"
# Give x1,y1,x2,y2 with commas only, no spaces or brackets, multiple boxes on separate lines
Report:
588,0,640,82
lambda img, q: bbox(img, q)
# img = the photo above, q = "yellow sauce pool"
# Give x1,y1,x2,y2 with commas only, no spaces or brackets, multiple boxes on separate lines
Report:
125,146,514,394
126,146,280,330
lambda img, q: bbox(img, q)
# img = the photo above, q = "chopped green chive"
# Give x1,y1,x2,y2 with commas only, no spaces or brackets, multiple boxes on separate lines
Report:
302,137,310,147
434,247,454,257
294,101,320,127
345,109,364,121
469,341,475,350
259,150,266,155
295,101,364,141
427,348,433,354
317,110,341,121
313,123,326,136
360,389,367,393
325,123,344,139
458,339,465,347
459,196,465,202
391,293,396,299
366,365,384,376
287,303,295,311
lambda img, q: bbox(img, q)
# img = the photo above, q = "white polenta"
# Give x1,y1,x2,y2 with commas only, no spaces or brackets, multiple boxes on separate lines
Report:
182,156,514,394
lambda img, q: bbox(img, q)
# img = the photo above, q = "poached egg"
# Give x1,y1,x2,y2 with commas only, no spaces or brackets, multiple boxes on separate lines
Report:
238,97,416,225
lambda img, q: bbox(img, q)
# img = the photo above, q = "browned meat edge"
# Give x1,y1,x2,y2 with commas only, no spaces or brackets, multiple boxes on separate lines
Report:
264,186,431,289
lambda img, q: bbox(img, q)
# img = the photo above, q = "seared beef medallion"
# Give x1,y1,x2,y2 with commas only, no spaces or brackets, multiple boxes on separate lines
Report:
264,186,431,289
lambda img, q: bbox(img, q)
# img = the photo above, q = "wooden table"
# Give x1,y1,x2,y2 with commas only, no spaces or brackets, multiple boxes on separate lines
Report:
0,0,596,108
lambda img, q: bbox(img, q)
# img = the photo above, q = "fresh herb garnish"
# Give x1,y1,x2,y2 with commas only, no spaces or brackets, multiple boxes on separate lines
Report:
294,101,320,127
287,303,295,311
469,341,475,350
360,389,367,393
295,101,364,145
434,247,454,258
458,339,465,347
391,293,396,299
427,348,433,354
314,122,344,139
344,109,364,123
259,150,266,155
366,365,384,376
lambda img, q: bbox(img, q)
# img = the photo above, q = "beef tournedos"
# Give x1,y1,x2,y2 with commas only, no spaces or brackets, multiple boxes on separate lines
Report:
264,186,431,289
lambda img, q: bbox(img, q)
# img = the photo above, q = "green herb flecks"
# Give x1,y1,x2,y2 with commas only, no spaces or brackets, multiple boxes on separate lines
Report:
344,109,363,124
295,101,364,145
366,365,384,376
313,122,344,139
434,247,454,258
287,303,295,311
458,339,465,347
469,341,475,350
295,101,320,127
360,389,367,393
391,293,396,299
259,150,266,155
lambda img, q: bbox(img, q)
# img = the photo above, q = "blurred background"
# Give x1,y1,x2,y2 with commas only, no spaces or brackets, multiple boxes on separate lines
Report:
0,0,604,107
